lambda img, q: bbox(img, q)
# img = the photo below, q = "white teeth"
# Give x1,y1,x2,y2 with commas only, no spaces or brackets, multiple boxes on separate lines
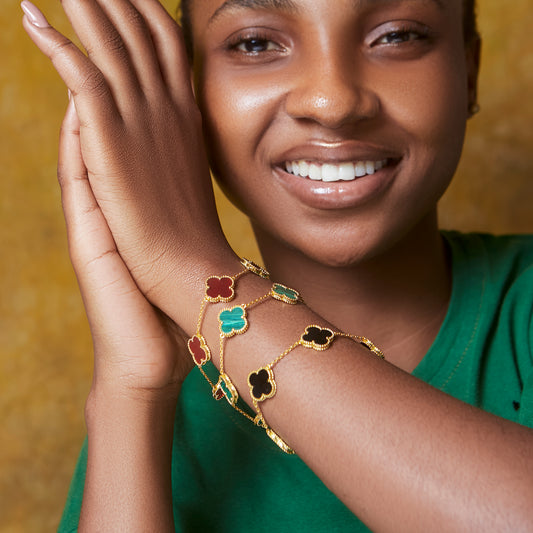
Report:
284,159,389,181
292,161,300,176
309,164,322,181
322,164,339,182
355,162,366,177
298,161,309,177
339,162,355,181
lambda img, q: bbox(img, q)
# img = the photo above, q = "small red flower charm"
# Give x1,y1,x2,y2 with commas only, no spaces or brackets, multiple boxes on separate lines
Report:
187,335,211,366
213,387,225,401
205,276,235,303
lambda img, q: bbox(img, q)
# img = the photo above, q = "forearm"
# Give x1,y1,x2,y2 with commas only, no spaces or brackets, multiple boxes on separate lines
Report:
272,347,533,532
80,385,179,532
176,268,533,532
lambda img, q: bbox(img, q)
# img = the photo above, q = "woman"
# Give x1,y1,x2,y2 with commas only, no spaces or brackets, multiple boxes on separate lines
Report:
22,0,533,530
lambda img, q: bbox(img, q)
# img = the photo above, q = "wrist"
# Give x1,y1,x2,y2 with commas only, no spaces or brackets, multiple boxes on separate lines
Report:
85,383,180,432
81,384,177,531
151,247,246,336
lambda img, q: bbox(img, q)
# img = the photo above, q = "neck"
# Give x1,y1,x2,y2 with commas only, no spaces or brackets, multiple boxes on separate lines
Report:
253,214,451,372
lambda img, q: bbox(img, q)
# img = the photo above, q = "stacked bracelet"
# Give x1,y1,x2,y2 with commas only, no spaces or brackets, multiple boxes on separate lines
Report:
187,259,385,455
187,258,270,388
248,326,385,454
215,282,302,420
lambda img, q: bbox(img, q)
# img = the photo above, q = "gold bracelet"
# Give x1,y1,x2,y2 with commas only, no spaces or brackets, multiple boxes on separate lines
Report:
247,325,385,454
187,258,270,390
213,282,302,416
188,263,385,456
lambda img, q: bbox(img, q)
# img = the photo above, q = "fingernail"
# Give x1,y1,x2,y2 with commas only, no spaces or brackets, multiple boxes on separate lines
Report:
21,0,49,28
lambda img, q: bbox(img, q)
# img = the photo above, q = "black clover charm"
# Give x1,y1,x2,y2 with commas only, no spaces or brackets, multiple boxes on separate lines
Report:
248,368,276,402
301,325,335,351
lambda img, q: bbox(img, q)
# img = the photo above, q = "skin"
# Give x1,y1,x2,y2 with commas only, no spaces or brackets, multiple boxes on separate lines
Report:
191,0,476,369
195,0,468,266
21,0,532,531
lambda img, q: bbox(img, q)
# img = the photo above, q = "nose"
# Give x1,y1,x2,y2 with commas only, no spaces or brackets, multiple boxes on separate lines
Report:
285,47,380,129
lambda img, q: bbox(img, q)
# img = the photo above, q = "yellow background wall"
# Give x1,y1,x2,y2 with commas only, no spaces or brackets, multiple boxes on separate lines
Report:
1,1,532,530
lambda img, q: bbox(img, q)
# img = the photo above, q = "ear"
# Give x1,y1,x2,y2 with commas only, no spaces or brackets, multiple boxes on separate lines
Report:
465,36,481,117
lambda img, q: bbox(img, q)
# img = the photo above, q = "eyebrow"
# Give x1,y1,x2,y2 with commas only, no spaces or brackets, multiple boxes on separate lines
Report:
354,0,445,10
208,0,299,26
208,0,444,27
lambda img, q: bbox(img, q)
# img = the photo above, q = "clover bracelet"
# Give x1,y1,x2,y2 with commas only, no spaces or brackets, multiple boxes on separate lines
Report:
247,325,385,454
187,258,270,391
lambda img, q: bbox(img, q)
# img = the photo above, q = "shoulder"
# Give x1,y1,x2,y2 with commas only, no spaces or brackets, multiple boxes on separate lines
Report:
443,231,533,270
443,232,533,298
416,232,533,425
443,232,533,426
443,230,533,324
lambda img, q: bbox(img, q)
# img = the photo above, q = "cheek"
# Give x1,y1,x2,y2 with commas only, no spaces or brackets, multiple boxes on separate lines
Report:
200,66,284,161
198,65,288,212
380,49,469,213
385,49,469,158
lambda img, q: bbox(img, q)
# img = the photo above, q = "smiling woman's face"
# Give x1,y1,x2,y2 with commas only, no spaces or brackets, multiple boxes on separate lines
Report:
189,0,478,266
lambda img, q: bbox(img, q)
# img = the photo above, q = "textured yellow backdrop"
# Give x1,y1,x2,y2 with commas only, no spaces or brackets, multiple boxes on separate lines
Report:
1,1,532,530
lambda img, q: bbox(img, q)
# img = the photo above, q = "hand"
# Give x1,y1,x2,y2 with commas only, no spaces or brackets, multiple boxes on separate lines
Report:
58,97,193,396
22,0,232,330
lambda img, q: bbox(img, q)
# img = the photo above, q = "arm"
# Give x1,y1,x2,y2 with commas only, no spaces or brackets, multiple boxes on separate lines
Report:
47,73,187,531
23,2,533,532
196,274,533,532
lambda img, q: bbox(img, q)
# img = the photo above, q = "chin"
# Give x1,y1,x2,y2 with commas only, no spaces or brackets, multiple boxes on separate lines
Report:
274,228,386,269
302,246,365,268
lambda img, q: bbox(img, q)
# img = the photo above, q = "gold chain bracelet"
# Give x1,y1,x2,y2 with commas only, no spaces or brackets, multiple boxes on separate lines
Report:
248,326,385,454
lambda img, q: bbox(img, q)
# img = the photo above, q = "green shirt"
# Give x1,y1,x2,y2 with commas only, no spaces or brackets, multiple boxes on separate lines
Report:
58,232,533,532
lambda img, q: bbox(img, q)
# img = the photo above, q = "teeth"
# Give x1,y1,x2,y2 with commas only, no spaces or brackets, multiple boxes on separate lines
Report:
298,161,309,177
292,161,300,176
284,159,388,181
309,164,322,181
355,162,367,177
339,162,355,181
322,164,339,182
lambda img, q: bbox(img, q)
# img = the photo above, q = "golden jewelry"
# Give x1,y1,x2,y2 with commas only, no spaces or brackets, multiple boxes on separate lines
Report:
248,326,385,454
187,259,270,389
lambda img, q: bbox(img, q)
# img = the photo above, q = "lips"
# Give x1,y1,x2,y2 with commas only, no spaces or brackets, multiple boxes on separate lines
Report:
272,138,405,210
271,142,402,210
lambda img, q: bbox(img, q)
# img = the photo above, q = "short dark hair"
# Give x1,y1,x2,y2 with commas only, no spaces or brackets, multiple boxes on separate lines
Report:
463,0,480,44
178,0,479,59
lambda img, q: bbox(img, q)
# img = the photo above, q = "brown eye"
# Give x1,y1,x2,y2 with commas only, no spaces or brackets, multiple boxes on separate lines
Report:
235,38,280,53
375,30,425,45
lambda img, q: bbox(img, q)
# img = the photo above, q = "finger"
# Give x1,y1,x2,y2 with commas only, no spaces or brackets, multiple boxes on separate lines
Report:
58,98,132,297
58,97,159,338
128,0,194,104
60,0,163,101
58,100,166,340
58,97,116,272
22,2,120,128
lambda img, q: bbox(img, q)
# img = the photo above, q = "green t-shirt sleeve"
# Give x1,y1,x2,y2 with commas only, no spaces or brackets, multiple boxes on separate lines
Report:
57,438,87,532
519,371,533,427
518,265,533,428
